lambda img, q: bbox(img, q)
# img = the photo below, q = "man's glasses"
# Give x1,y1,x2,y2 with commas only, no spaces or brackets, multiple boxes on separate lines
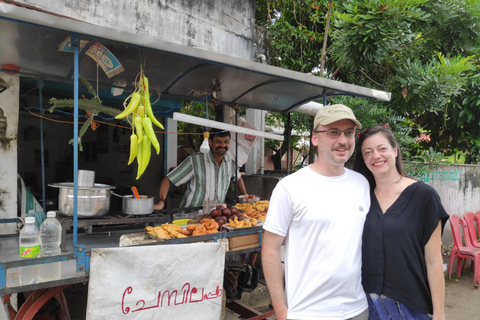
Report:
356,123,390,138
314,128,356,139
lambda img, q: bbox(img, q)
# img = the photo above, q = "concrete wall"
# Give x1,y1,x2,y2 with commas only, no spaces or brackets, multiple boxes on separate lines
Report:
9,0,259,214
416,164,480,245
15,0,256,60
0,72,19,234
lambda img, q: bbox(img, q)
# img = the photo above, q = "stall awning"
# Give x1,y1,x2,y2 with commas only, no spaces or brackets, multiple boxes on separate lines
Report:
0,2,391,115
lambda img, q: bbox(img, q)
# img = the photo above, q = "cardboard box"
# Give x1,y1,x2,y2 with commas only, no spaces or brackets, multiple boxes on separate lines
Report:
228,233,261,251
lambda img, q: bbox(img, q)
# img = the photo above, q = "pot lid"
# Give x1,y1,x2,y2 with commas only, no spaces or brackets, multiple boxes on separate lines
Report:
48,182,116,190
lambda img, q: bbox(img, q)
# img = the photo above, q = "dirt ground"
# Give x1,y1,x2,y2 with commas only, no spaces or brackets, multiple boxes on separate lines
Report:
224,253,480,320
62,252,480,319
443,255,480,319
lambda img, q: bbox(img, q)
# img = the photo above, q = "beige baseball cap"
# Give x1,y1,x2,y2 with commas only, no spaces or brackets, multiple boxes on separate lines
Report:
313,104,362,129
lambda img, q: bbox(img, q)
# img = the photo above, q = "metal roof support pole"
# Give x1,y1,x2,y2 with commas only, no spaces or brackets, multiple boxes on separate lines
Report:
71,33,88,274
71,33,80,248
234,108,239,198
286,112,291,175
38,80,46,213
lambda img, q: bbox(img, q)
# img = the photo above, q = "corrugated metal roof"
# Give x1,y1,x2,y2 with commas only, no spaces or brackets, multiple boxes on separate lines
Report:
0,2,391,115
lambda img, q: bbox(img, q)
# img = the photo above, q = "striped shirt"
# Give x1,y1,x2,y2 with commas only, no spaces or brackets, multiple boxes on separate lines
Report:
167,151,240,207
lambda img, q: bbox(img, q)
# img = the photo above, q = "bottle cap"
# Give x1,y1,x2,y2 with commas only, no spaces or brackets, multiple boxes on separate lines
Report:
47,211,56,218
25,216,35,223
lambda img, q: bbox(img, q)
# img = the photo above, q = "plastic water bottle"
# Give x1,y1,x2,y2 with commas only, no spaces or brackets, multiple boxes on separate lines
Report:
39,211,62,281
19,216,40,285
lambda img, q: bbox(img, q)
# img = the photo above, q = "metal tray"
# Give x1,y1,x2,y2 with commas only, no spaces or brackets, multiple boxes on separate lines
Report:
222,220,264,231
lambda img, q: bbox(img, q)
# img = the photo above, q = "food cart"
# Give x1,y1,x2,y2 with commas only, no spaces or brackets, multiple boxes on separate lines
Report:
0,3,391,319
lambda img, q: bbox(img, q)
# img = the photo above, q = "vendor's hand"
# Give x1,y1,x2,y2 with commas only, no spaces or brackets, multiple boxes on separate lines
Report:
153,202,165,210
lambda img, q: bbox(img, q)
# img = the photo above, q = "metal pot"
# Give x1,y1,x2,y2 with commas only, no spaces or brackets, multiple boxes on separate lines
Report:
112,193,154,215
49,183,115,218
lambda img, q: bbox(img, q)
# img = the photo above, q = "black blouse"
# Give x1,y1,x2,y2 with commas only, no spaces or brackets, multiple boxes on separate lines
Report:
362,181,449,314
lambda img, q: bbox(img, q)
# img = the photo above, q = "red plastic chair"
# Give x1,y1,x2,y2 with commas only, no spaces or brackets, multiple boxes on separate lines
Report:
464,211,480,248
448,214,480,289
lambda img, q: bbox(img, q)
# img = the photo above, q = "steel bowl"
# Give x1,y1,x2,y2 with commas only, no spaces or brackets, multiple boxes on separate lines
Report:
49,183,115,218
238,195,261,204
121,195,154,215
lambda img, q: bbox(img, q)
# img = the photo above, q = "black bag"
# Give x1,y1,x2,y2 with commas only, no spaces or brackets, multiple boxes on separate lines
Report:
223,262,259,302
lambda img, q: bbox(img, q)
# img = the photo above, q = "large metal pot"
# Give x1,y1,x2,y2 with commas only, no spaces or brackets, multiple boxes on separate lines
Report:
112,193,154,215
49,183,115,218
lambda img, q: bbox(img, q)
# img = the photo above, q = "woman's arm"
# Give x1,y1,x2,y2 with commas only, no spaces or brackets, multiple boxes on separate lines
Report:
425,221,445,320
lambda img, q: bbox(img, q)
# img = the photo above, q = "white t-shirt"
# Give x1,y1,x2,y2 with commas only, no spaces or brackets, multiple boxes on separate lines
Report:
263,166,370,319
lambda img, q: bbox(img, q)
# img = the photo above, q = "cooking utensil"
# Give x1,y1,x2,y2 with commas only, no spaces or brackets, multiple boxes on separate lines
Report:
121,195,154,215
238,195,261,204
131,186,140,199
48,183,115,218
78,170,95,187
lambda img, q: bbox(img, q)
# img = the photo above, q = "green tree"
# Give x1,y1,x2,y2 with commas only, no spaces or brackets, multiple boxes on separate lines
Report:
256,0,334,170
256,0,480,165
331,0,480,162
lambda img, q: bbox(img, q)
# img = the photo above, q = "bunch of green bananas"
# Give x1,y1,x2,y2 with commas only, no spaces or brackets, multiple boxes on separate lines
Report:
115,73,164,179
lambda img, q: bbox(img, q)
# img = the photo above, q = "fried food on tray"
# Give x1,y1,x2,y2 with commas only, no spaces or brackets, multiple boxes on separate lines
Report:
189,218,220,236
235,203,253,211
227,217,253,228
146,218,221,239
235,200,269,213
187,224,198,232
178,229,192,236
146,226,171,239
241,210,267,222
192,229,206,236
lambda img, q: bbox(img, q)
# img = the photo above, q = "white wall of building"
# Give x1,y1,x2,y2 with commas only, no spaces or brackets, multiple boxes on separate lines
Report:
0,72,19,234
420,164,480,245
14,0,256,60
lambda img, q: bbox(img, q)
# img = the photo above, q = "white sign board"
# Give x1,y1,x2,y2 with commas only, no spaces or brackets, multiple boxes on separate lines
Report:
227,116,260,167
86,242,225,320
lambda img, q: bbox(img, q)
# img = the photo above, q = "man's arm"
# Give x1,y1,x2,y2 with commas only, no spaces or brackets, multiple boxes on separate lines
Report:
153,176,171,210
262,231,287,320
237,176,247,195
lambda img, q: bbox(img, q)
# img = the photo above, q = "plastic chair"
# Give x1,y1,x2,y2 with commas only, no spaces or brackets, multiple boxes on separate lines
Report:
464,211,480,248
448,214,480,289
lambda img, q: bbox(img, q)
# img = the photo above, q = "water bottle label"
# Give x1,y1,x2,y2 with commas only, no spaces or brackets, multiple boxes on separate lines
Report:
20,245,40,258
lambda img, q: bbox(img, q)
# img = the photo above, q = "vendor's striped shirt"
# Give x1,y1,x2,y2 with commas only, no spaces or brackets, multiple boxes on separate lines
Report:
167,151,240,207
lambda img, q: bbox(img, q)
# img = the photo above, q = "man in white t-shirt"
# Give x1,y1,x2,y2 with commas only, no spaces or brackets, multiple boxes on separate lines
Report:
262,104,371,320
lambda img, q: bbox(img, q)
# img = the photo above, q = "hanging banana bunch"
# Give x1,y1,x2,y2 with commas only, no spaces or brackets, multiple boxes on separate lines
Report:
117,71,164,179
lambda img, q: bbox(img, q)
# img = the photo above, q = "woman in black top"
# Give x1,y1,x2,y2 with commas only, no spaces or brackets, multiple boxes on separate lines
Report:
353,124,448,320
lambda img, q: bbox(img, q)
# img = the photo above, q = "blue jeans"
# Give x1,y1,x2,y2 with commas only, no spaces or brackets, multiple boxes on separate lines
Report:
367,294,432,320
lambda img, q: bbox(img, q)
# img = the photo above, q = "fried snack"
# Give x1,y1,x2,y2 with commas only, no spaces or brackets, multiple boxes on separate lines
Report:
204,219,217,230
170,230,187,238
178,229,192,236
235,203,253,211
187,224,198,232
227,216,259,228
206,229,218,234
145,226,171,239
161,223,181,232
192,229,206,236
161,223,187,238
228,217,245,228
196,224,207,233
200,218,212,224
242,210,267,222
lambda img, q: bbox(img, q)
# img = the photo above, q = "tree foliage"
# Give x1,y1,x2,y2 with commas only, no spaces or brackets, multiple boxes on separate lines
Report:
331,0,480,163
256,0,480,166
